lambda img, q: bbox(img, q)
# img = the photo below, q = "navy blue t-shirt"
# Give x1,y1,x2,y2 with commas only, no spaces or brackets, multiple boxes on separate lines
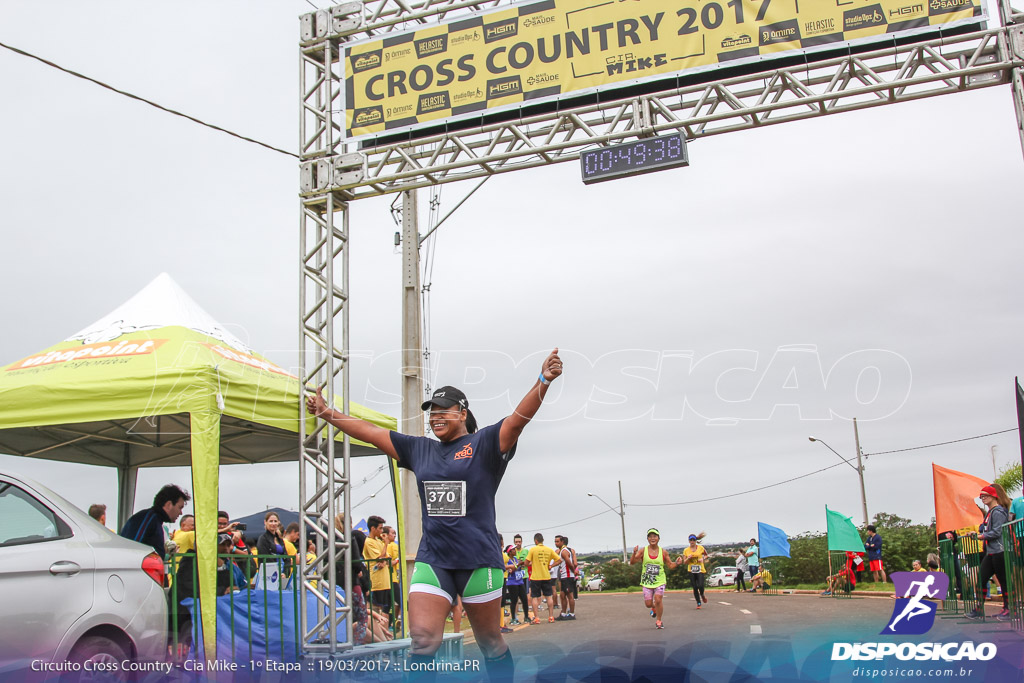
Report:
390,420,516,570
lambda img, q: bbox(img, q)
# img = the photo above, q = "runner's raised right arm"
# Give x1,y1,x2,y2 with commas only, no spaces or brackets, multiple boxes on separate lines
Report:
306,388,398,460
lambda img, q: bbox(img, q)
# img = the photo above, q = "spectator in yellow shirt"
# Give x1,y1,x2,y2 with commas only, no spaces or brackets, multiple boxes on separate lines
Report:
363,516,394,617
526,533,563,624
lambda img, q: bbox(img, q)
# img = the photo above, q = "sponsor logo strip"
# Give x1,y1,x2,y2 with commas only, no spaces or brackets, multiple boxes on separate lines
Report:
7,339,167,370
344,0,984,137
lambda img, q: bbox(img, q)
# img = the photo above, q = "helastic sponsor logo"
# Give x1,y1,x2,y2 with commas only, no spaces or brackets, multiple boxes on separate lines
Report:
487,75,522,99
352,106,384,126
416,91,451,115
804,17,836,36
929,0,974,14
890,3,925,18
415,34,449,59
721,34,753,49
759,20,800,46
484,18,518,43
844,5,888,30
351,50,382,73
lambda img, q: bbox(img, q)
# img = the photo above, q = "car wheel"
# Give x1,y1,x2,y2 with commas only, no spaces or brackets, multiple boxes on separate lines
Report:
69,635,129,683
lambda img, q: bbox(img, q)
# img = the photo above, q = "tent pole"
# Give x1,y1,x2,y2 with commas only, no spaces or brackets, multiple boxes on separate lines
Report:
117,445,138,530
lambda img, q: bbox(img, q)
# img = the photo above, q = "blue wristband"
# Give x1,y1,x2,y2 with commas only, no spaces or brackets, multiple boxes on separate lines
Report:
539,373,550,385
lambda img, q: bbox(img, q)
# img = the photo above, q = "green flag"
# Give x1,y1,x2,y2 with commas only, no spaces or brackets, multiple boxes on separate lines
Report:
826,506,864,552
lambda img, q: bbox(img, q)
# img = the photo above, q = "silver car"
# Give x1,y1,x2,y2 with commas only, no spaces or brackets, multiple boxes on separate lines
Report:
0,471,168,674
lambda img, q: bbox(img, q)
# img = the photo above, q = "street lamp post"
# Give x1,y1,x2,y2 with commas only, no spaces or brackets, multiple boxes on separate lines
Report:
809,423,869,527
588,481,628,562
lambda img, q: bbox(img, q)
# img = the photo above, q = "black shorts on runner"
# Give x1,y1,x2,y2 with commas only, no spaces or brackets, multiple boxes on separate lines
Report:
530,578,553,598
371,588,393,612
560,577,576,594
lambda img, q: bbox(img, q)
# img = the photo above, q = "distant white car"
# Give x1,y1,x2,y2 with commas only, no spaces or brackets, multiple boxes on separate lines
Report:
707,566,750,586
0,471,168,675
584,575,605,591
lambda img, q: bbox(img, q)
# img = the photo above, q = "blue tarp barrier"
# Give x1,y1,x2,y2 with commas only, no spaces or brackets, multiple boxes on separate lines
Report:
183,585,347,661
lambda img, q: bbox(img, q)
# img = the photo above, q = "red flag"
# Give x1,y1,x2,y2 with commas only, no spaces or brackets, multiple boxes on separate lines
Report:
932,463,988,536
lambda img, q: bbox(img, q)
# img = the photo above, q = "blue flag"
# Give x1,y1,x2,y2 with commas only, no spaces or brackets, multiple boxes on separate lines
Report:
354,518,370,535
757,522,791,558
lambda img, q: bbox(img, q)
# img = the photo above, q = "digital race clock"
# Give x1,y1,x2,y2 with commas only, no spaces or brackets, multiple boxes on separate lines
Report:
580,132,689,185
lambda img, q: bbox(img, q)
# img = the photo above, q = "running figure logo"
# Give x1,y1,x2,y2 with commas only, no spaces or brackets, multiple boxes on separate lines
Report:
882,571,949,635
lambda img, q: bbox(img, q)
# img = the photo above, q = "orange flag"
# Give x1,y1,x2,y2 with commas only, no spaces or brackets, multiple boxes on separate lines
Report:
932,463,988,536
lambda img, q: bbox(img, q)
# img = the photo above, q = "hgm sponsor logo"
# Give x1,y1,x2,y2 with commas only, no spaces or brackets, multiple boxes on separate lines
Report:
352,106,384,126
417,91,451,115
351,50,382,73
759,19,800,46
804,17,836,36
844,4,888,30
415,34,449,59
721,34,753,49
929,0,974,14
890,3,925,18
484,18,518,43
487,75,522,99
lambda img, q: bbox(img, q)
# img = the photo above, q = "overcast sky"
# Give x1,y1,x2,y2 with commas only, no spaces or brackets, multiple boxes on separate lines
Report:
2,1,1023,555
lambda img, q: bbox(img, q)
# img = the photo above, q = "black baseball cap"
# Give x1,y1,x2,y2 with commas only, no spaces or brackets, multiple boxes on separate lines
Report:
421,386,468,411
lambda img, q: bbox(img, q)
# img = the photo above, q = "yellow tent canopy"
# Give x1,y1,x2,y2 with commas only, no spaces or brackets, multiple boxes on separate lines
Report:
0,273,396,656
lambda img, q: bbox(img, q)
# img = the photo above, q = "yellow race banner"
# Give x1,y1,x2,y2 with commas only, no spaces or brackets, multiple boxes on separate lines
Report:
344,0,984,138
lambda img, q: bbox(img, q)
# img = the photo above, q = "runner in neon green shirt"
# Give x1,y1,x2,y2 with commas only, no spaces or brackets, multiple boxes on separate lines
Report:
629,528,683,629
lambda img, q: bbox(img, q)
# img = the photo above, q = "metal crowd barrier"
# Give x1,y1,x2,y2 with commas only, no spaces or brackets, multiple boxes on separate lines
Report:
957,534,985,621
827,551,854,599
1001,517,1024,633
169,551,301,661
165,546,422,661
937,538,961,615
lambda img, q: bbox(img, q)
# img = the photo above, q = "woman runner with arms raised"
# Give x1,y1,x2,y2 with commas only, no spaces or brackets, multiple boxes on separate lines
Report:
307,348,563,680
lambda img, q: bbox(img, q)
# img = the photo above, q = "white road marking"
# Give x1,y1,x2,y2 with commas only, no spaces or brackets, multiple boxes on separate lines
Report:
719,601,732,605
740,609,753,615
751,625,762,634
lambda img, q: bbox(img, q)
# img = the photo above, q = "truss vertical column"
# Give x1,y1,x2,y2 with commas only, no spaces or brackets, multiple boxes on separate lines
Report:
299,191,353,655
299,14,353,654
999,0,1024,156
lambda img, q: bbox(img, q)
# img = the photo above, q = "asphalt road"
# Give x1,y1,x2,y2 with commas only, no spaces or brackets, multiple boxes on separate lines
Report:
460,588,1024,682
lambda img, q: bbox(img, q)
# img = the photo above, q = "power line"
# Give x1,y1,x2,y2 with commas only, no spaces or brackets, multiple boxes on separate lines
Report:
352,481,391,510
628,461,849,508
512,508,616,534
863,428,1019,456
0,39,298,159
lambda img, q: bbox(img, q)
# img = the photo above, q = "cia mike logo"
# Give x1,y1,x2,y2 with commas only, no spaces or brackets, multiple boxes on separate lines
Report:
882,571,949,635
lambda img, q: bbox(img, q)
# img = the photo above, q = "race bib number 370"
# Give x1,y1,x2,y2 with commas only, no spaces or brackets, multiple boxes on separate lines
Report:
423,481,466,517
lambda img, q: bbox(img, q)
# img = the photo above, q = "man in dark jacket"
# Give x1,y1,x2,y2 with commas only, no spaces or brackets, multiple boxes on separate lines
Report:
119,484,190,559
864,524,886,583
